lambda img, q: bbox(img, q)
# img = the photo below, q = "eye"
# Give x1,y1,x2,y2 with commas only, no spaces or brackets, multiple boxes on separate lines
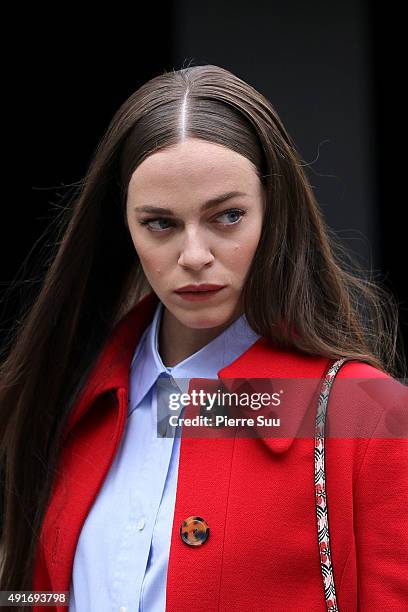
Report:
215,208,246,226
139,217,175,231
138,208,246,233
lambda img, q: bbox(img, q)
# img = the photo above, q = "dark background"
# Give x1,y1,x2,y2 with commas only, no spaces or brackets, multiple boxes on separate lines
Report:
2,1,406,367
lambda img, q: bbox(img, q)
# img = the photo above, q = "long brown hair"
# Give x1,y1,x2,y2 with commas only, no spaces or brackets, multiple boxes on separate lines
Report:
0,64,405,590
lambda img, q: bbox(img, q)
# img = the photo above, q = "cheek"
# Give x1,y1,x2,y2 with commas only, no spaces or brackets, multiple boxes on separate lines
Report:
138,250,167,277
233,244,257,274
227,230,261,274
129,230,168,275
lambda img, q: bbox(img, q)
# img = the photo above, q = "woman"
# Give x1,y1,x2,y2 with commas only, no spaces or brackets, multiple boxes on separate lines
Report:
1,64,407,611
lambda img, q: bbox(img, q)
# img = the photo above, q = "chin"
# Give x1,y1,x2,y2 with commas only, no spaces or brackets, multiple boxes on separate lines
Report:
174,305,237,330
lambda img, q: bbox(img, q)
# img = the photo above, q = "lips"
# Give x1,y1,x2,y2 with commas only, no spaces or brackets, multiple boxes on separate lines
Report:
175,284,226,293
174,285,227,301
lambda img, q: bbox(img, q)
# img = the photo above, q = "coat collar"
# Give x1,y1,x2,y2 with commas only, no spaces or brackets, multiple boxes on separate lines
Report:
64,291,160,435
64,291,331,453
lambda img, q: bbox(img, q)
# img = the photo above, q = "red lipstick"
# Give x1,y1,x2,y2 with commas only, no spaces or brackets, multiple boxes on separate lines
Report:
174,283,226,301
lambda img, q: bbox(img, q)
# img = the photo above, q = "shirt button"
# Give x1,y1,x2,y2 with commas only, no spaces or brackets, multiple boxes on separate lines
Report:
137,517,146,530
119,608,127,612
180,516,209,546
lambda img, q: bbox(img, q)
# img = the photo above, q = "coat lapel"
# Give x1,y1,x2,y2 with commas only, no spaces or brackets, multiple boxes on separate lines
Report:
217,338,331,453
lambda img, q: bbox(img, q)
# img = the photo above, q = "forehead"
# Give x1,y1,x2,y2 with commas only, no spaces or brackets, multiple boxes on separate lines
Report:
127,139,260,201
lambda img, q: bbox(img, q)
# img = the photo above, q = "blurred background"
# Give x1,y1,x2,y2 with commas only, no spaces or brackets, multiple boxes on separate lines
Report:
2,1,406,366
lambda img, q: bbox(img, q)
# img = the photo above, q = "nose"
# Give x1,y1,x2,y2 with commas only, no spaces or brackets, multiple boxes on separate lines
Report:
177,228,215,271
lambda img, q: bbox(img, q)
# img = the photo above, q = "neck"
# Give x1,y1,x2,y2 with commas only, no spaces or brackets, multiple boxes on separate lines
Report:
158,306,240,368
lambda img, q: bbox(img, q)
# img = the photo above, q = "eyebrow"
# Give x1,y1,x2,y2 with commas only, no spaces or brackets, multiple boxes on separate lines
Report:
133,190,247,215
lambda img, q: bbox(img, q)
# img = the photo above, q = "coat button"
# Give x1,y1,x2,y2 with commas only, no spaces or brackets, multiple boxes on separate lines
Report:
180,516,209,546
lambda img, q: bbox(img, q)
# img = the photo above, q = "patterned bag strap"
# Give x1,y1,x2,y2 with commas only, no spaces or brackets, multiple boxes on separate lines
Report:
314,357,353,612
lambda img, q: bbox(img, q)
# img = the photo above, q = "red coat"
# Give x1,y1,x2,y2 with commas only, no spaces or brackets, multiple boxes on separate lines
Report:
33,291,408,610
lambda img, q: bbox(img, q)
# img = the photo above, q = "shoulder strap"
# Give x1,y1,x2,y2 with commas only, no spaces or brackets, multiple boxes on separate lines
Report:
315,357,354,611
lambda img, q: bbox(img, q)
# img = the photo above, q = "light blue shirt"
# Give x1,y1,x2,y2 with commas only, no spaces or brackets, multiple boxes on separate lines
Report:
68,300,260,612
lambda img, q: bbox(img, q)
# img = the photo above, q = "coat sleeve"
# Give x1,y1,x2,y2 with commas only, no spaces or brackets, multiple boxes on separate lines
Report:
354,401,408,608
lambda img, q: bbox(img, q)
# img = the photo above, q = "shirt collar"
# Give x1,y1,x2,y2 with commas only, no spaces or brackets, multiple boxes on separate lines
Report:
128,300,260,416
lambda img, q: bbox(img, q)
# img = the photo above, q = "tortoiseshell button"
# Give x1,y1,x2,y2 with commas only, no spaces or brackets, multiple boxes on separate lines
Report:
180,516,209,546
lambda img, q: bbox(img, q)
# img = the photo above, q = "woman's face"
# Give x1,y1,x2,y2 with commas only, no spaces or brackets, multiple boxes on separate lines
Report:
126,137,265,330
